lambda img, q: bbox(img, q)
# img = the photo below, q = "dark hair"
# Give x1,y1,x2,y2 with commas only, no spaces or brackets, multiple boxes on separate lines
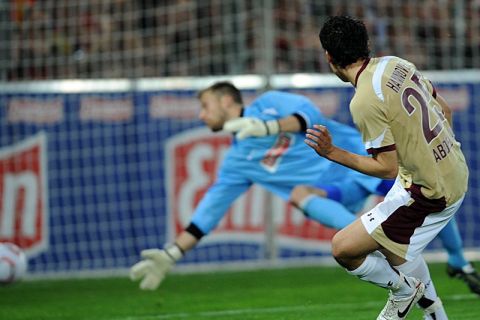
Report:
198,81,243,104
319,16,370,68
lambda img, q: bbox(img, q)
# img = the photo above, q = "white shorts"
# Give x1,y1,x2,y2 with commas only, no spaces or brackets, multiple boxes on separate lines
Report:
361,179,464,261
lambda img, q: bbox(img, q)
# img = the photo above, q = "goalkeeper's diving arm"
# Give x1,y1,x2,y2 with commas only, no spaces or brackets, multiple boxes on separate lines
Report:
223,114,307,140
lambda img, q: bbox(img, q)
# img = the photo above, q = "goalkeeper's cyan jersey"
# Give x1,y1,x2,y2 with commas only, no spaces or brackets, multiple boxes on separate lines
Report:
191,91,382,234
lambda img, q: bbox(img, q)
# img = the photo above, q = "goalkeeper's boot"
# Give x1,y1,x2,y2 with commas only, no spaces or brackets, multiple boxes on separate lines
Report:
377,277,425,320
446,263,480,295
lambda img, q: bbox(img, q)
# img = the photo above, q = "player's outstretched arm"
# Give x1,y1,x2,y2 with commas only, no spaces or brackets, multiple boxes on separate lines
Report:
130,231,199,290
223,115,302,140
223,117,280,140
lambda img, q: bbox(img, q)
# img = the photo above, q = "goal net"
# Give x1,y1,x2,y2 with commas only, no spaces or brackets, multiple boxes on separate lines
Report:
0,1,479,277
1,72,478,277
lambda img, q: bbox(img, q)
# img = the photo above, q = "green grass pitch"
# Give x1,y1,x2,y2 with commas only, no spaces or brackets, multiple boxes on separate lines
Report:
1,262,479,320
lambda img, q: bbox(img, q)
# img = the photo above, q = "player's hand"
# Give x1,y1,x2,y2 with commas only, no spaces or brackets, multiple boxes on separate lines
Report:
305,125,335,157
129,246,182,290
223,117,280,140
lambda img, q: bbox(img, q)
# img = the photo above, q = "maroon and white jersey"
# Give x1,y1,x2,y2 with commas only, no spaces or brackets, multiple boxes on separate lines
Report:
350,56,468,206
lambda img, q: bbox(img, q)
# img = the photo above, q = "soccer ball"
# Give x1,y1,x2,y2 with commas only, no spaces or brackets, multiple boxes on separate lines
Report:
0,242,27,284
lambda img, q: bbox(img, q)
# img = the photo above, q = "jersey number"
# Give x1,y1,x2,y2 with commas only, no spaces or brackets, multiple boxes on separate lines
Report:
401,73,445,144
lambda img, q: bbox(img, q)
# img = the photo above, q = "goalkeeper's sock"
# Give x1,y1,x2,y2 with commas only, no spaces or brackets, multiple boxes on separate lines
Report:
300,195,356,230
439,218,469,269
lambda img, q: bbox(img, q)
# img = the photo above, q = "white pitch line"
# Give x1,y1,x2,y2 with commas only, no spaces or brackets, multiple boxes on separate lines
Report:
120,302,375,320
117,294,478,320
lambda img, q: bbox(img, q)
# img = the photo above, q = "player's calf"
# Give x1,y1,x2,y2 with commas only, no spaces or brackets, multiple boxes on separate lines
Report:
289,185,326,209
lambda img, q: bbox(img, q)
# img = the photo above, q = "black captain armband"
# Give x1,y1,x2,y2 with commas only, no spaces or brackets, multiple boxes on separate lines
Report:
293,113,308,131
185,222,205,240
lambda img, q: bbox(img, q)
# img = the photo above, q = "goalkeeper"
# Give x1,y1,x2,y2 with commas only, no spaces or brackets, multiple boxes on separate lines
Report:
130,81,479,301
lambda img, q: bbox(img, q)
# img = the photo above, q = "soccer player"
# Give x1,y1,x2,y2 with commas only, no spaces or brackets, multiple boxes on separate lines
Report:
130,82,475,318
130,81,383,287
306,15,470,319
292,182,480,298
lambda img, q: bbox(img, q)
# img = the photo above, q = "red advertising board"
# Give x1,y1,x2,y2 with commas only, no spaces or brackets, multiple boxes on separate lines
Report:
0,133,48,256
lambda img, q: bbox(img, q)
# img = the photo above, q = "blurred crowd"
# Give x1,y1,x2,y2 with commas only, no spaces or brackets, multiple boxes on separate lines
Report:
5,0,480,80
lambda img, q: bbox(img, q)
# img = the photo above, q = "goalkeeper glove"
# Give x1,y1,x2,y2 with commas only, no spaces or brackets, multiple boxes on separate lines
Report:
129,244,183,290
223,117,280,140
